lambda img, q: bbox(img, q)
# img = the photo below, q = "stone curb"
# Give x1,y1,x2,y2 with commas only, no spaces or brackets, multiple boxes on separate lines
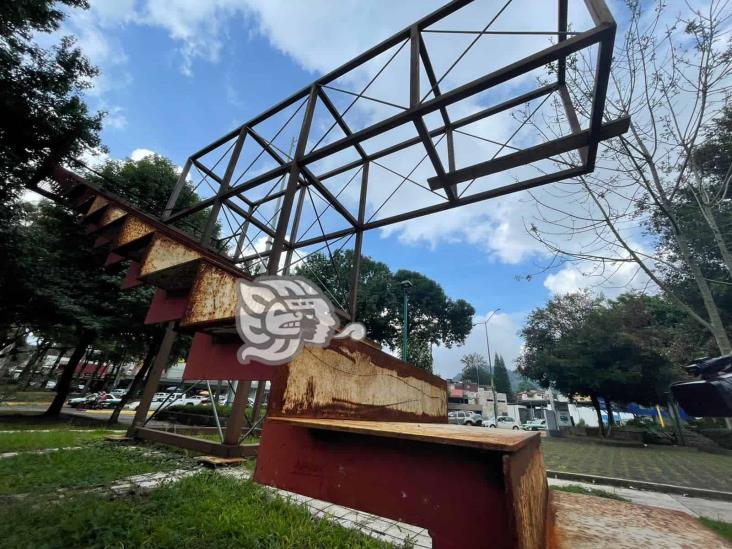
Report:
546,470,732,502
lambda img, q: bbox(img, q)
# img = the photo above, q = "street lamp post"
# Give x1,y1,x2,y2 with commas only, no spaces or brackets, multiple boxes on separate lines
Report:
400,280,413,363
474,308,501,421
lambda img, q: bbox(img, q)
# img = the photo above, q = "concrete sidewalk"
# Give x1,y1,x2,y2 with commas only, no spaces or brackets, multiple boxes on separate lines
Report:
549,477,732,522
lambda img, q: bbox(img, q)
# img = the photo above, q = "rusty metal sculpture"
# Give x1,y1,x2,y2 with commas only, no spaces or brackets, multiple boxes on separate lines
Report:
155,0,627,321
35,2,714,548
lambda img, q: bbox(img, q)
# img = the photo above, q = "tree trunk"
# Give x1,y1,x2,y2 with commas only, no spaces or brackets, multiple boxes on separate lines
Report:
17,339,50,387
22,343,54,389
43,333,94,417
107,339,159,426
590,394,606,437
40,349,67,389
83,351,107,393
606,398,615,426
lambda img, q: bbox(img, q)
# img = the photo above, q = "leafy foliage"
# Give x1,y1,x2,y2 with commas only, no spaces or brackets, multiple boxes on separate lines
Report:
493,354,513,400
459,352,490,384
295,250,475,370
0,0,102,201
517,292,683,409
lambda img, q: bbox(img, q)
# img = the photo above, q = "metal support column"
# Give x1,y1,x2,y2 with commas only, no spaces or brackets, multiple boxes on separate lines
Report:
349,162,369,320
162,159,192,221
129,322,177,430
200,128,247,245
267,85,319,274
283,187,306,274
223,380,251,445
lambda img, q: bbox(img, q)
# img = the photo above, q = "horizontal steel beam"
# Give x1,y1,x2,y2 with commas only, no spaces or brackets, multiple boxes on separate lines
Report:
300,24,612,167
316,83,560,183
428,116,630,189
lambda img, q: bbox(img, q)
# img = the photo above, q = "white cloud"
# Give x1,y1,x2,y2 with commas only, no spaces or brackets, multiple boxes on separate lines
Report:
130,148,156,161
104,106,128,130
432,310,524,379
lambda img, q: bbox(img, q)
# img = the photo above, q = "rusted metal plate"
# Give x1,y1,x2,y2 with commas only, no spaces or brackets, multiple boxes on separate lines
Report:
268,339,448,422
503,438,548,548
98,205,127,228
183,332,275,381
269,417,538,452
136,233,203,290
140,233,201,276
255,419,517,548
180,263,238,328
85,195,109,217
552,490,730,548
114,215,155,249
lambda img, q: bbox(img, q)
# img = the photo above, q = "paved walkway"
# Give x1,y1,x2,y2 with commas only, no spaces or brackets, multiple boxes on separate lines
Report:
542,438,732,491
549,478,732,523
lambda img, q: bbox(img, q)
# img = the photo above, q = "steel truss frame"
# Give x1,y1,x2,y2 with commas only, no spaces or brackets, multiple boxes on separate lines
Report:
162,0,627,320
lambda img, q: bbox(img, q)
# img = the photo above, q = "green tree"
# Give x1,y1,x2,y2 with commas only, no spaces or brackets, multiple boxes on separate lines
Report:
0,0,102,343
493,354,513,401
87,154,218,241
295,250,475,370
3,154,212,415
460,353,490,385
1,0,102,199
517,292,681,435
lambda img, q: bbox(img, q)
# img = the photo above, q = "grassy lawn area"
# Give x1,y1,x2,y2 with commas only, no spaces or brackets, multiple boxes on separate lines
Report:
0,444,184,496
550,484,629,501
0,428,116,452
0,473,392,549
700,517,732,543
542,438,732,491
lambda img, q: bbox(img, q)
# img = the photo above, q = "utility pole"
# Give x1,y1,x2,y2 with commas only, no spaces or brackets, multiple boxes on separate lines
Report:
400,280,412,362
474,309,501,420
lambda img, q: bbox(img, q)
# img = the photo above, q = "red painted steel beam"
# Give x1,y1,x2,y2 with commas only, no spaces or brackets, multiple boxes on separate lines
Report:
144,288,190,325
183,332,277,381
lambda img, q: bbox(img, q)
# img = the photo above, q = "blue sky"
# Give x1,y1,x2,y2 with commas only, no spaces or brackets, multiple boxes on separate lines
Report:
51,0,655,378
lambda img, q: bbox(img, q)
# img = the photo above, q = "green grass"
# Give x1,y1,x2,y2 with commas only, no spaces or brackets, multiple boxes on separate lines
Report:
0,415,117,431
0,428,115,452
699,517,732,542
550,484,629,501
0,443,184,496
0,388,55,402
0,473,392,549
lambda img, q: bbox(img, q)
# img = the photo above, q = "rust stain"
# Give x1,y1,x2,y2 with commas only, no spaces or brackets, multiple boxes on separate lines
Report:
98,206,126,227
181,262,237,327
139,233,202,277
269,417,538,452
275,344,448,421
115,216,155,248
503,439,547,549
85,195,109,216
553,491,731,548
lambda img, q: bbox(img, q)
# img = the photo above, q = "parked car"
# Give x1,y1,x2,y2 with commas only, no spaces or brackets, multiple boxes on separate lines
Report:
522,419,546,431
67,394,98,408
97,394,122,409
109,389,126,398
127,394,206,411
448,411,483,426
484,416,521,430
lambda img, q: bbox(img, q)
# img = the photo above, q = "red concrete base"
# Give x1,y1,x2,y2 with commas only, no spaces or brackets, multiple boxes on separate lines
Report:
255,419,545,549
